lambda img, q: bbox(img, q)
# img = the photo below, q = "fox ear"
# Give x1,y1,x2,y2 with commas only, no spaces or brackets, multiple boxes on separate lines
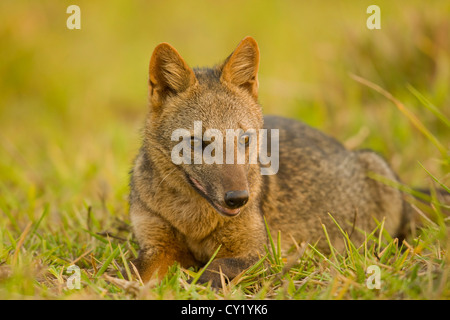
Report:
149,43,197,108
221,37,260,99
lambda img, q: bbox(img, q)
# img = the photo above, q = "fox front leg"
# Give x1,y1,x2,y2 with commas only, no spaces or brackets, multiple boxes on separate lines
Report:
134,246,173,282
134,242,200,282
130,206,198,282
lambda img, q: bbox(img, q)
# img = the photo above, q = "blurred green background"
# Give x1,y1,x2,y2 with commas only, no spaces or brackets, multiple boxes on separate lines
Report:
0,0,449,227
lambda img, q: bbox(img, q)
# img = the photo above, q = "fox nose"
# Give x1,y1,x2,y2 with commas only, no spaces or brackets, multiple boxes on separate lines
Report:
224,190,249,209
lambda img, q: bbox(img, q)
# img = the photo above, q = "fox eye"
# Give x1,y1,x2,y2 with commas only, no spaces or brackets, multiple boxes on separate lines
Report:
239,133,251,147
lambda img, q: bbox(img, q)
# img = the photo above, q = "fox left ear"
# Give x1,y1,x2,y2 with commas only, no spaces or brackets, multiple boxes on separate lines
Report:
221,36,260,99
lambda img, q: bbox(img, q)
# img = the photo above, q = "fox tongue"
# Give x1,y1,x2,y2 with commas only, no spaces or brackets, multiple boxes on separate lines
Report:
215,204,240,216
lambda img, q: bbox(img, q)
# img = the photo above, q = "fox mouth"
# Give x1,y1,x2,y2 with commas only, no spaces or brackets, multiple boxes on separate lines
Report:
188,176,241,217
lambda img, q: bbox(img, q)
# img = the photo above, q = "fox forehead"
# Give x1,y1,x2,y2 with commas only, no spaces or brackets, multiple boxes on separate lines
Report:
192,67,222,86
155,83,261,130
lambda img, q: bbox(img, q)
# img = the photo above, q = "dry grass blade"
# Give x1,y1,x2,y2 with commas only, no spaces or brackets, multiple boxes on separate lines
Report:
70,248,94,265
12,222,32,266
103,274,141,296
129,261,144,286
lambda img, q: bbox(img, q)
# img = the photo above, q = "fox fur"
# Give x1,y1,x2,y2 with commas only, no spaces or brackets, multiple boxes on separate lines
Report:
129,37,412,287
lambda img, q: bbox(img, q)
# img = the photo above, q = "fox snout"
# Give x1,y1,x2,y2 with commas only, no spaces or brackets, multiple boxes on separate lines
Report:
224,190,249,209
213,187,249,217
215,164,249,216
188,164,250,217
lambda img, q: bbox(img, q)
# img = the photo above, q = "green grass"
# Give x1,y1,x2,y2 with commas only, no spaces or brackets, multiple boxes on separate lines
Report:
0,1,449,299
0,194,448,300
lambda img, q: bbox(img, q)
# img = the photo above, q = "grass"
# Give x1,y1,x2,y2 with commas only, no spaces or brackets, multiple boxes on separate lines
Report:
0,1,449,299
1,194,448,300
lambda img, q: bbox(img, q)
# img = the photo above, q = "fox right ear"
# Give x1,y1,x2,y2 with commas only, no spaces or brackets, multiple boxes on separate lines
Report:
148,43,197,108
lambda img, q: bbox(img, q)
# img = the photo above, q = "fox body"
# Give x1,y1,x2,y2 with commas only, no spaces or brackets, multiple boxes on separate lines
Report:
129,37,410,286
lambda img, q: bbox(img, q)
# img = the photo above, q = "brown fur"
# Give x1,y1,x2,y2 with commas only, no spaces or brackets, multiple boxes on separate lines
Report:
129,37,412,287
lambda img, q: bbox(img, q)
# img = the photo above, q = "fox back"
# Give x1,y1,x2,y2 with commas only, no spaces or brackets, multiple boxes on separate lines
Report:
129,37,410,286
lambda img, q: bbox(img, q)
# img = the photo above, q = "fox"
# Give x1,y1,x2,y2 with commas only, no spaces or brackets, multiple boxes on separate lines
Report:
129,36,413,287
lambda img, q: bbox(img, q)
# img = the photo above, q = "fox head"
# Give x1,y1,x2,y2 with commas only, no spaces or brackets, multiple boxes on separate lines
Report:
143,37,263,217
